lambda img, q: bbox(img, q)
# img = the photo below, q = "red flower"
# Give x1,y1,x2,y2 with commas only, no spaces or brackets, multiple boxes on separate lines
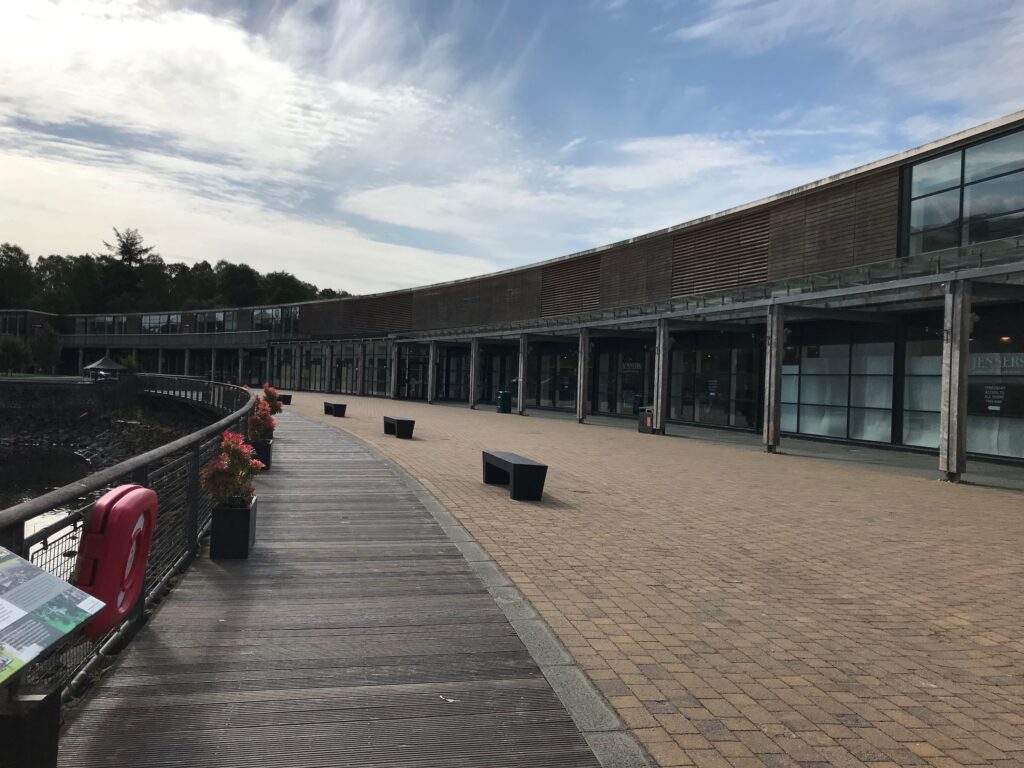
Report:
200,431,263,505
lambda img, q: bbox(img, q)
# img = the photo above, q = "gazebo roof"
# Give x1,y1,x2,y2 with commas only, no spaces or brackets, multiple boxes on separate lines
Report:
83,355,127,371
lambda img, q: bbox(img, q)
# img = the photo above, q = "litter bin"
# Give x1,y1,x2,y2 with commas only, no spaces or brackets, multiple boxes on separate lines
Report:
637,407,655,434
496,390,512,414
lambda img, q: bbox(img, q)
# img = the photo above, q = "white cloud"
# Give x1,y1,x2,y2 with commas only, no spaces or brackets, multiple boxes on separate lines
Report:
674,0,1024,121
0,145,490,295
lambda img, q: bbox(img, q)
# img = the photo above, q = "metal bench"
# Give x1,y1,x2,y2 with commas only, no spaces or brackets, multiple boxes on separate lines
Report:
324,402,347,417
482,451,548,501
383,416,415,439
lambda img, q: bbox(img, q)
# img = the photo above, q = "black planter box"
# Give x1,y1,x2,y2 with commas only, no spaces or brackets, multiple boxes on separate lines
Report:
210,496,258,559
251,439,272,470
278,394,292,405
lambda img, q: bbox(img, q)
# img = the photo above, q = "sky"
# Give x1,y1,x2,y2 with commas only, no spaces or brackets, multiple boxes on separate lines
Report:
1,1,1022,295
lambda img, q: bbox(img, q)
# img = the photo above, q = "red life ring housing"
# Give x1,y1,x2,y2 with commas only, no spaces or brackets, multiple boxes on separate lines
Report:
72,484,157,639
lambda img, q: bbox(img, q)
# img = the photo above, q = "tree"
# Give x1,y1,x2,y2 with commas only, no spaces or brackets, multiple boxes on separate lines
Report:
214,261,264,307
103,227,156,267
26,324,60,373
0,243,37,308
0,336,30,375
261,271,319,304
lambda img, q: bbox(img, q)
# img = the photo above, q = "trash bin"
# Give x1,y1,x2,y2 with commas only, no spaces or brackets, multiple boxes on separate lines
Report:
496,390,512,414
637,407,655,434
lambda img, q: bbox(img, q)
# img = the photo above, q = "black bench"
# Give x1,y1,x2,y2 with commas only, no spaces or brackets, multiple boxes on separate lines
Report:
383,416,415,439
324,402,347,417
482,451,548,501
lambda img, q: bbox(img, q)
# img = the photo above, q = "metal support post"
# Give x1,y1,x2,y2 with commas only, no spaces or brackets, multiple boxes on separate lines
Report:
183,348,191,377
468,338,480,409
517,334,528,415
157,348,164,374
237,349,244,384
77,348,84,376
763,304,784,453
939,280,971,481
427,341,438,404
652,319,671,434
210,348,217,382
576,328,590,423
0,688,61,768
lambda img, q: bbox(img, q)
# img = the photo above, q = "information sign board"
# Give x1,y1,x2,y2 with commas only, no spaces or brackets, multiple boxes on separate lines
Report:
0,546,104,687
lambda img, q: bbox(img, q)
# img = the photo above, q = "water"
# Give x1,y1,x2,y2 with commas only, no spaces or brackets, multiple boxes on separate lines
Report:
0,446,91,512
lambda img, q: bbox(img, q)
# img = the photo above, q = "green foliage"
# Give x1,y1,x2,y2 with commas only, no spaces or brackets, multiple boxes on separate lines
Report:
102,227,156,267
118,354,139,374
1,230,351,313
0,336,30,374
26,325,61,373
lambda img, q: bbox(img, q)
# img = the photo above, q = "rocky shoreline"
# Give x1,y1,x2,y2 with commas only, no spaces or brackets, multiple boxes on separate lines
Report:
0,403,213,474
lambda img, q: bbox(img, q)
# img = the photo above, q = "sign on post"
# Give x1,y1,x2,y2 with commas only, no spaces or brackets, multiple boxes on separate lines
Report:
0,547,104,687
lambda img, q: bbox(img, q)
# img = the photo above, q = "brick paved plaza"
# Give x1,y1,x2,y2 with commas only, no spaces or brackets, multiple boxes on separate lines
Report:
290,394,1024,768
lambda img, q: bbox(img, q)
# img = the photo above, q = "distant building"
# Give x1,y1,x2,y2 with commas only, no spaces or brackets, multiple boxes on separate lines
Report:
9,112,1024,476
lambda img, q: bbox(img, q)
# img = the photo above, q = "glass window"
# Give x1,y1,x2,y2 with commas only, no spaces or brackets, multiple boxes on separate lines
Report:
965,209,1024,245
965,129,1024,183
798,405,848,438
849,408,892,443
801,343,849,374
800,375,849,406
909,227,959,256
911,151,962,197
781,403,798,433
904,376,941,412
851,342,894,374
909,188,961,233
964,170,1024,222
850,375,893,408
906,340,942,375
903,411,940,448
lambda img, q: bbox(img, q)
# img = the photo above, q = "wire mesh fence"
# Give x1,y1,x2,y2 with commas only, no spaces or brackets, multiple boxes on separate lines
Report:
0,374,255,703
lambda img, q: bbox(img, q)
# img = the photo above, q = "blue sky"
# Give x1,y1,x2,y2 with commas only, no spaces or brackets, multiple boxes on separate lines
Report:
1,0,1021,294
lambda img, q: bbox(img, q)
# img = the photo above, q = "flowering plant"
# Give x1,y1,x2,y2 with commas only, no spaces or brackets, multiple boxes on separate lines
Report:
262,383,282,415
248,397,276,442
200,431,264,505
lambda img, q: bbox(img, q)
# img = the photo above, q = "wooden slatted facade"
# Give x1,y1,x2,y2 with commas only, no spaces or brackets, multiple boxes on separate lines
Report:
598,237,673,309
540,255,601,317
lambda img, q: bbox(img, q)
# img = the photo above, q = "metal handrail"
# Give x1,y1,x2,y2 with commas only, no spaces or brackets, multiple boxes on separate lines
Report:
0,375,256,529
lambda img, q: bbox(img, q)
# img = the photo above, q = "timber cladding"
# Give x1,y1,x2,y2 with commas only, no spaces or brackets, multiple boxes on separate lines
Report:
540,254,601,316
412,269,543,330
671,211,769,296
766,169,899,280
301,293,413,337
599,237,673,309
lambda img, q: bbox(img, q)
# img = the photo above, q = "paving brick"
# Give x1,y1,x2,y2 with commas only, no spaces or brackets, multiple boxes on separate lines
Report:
292,396,1024,768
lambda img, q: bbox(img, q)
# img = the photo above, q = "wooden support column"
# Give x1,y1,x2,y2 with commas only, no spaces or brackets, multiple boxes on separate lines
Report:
210,348,217,382
184,348,191,377
157,348,164,374
939,280,971,482
427,341,438,403
763,304,784,453
468,338,480,409
77,348,84,376
357,343,366,396
576,328,590,423
652,319,671,434
389,344,400,399
517,334,528,415
237,349,244,384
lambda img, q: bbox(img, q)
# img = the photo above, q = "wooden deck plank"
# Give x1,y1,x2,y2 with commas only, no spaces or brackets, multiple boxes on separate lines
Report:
58,413,598,768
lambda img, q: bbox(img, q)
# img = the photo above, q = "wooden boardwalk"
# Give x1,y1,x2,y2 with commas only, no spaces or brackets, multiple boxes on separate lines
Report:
59,414,599,768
